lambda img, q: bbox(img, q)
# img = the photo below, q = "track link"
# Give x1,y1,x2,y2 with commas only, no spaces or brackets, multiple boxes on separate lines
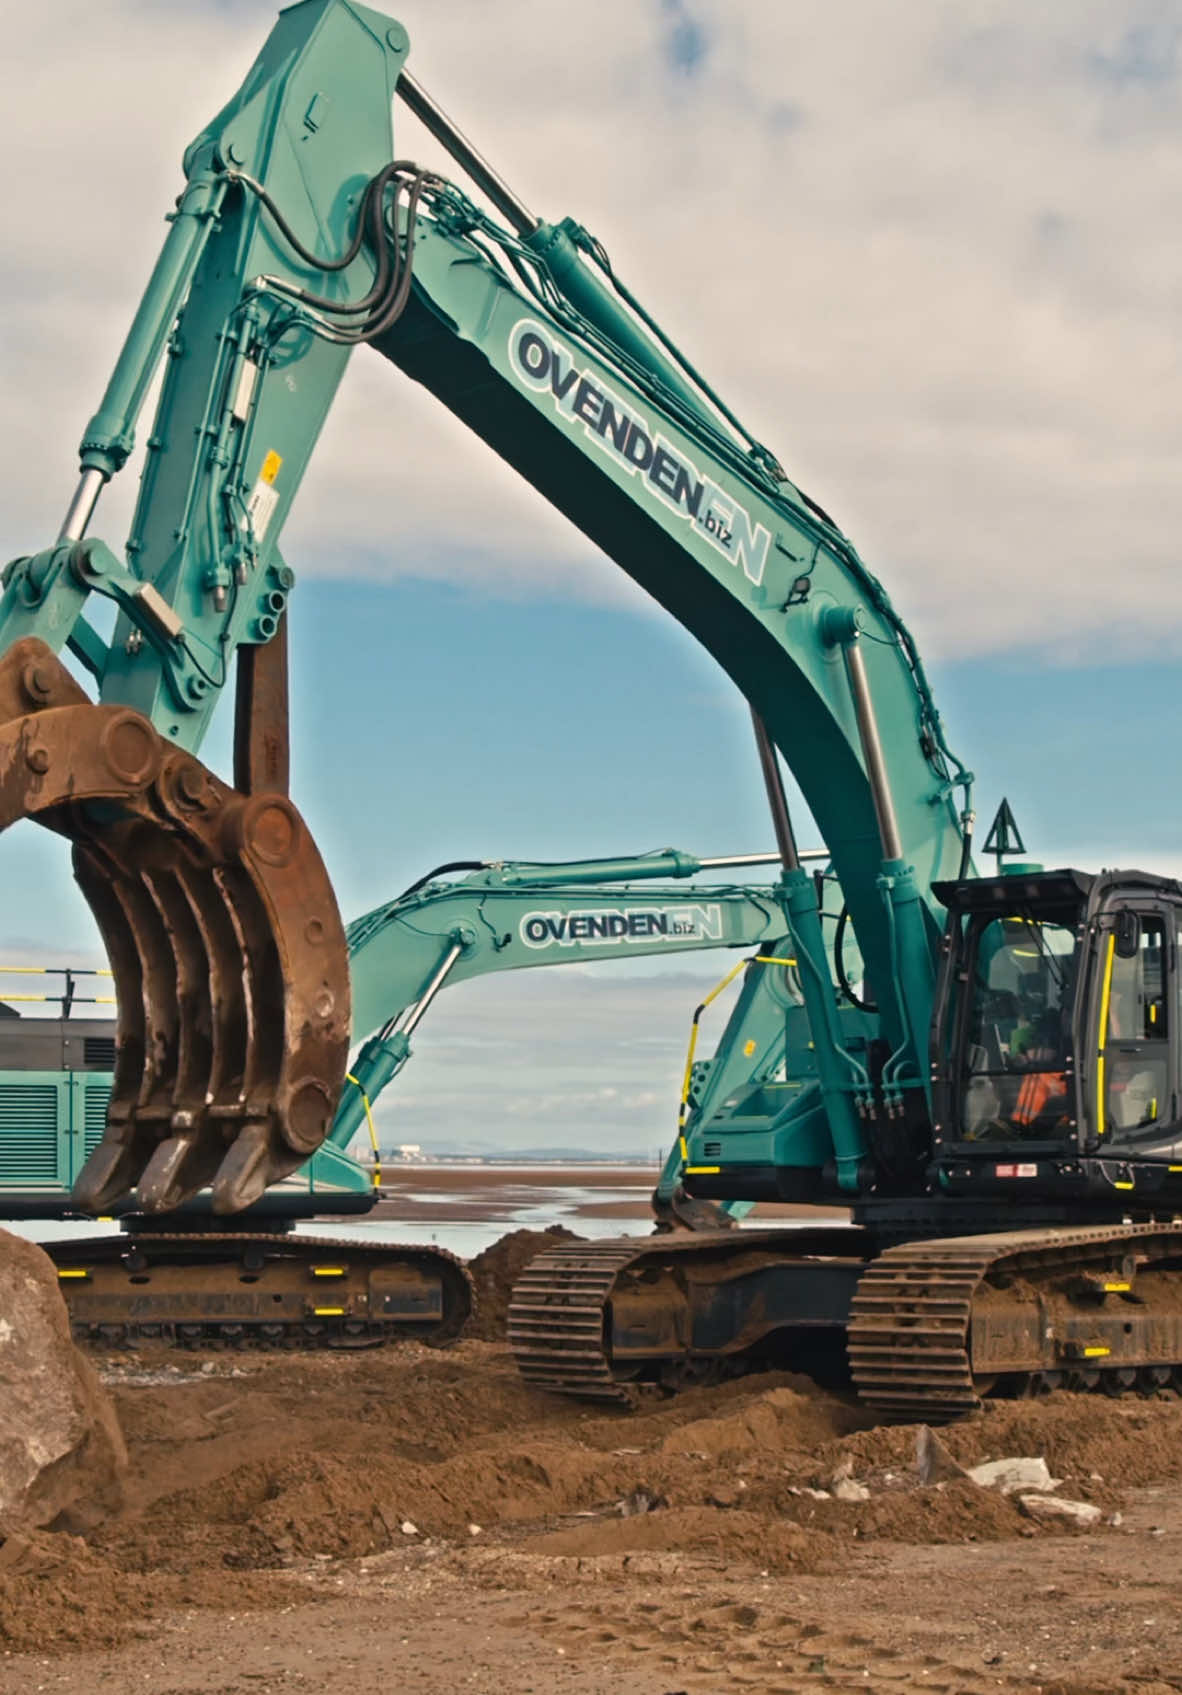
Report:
847,1241,993,1420
509,1240,641,1401
52,1231,473,1349
849,1222,1182,1421
511,1223,1182,1419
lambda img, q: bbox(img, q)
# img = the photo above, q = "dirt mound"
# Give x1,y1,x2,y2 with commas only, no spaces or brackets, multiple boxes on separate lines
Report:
466,1225,578,1339
8,1302,1182,1660
0,1529,131,1652
0,1523,308,1655
527,1505,825,1571
0,1230,125,1534
656,1381,865,1464
827,1392,1182,1493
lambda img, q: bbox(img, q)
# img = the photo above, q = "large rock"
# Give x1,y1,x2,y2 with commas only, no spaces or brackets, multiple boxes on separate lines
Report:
966,1456,1059,1496
0,1230,125,1532
1018,1493,1102,1528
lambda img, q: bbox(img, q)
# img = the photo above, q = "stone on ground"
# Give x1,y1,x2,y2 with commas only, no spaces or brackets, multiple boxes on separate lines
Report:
967,1456,1058,1495
1017,1492,1102,1528
0,1229,125,1533
915,1425,969,1486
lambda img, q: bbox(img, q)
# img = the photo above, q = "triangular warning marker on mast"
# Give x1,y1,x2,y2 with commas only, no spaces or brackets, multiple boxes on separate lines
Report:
983,798,1026,867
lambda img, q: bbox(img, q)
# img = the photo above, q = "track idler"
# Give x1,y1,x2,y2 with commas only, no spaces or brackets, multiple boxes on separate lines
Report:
0,638,349,1215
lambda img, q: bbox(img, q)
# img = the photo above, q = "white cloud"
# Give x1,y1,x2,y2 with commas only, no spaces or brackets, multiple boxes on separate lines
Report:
3,1,1181,658
371,963,731,1153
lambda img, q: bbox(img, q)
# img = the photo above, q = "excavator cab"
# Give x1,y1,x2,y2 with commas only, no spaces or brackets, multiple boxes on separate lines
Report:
931,869,1182,1215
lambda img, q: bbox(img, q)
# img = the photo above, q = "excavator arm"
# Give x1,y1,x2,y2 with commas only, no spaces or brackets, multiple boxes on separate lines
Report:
3,0,971,1217
334,846,790,1154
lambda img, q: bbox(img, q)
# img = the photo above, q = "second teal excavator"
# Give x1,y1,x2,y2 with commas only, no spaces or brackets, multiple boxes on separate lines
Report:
6,844,810,1344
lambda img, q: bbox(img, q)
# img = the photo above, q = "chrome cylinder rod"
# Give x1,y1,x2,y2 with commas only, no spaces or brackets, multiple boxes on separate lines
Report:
697,849,828,868
59,468,106,544
749,707,801,873
390,938,465,1039
842,642,903,862
396,71,538,236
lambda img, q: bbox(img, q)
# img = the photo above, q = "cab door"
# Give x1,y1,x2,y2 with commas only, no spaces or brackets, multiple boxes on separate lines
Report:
1096,908,1172,1142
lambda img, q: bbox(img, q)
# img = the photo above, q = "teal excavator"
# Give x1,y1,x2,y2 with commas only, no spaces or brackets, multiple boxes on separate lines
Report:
6,0,1182,1416
2,846,806,1343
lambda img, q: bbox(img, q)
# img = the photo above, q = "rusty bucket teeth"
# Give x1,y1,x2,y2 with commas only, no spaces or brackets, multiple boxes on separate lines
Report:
0,639,350,1216
209,1122,280,1215
71,1133,142,1217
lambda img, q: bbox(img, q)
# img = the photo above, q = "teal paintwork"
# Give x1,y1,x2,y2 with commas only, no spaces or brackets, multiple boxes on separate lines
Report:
1,0,976,1204
0,1070,109,1190
335,856,789,1157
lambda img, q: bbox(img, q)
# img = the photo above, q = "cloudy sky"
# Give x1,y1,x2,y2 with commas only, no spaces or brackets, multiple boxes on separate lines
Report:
2,1,1181,1153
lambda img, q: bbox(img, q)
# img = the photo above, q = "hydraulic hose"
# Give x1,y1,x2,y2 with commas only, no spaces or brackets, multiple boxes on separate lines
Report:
392,860,488,904
834,905,876,1014
233,163,439,345
957,809,975,882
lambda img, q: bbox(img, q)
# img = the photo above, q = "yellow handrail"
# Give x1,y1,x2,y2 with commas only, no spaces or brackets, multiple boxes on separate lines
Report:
0,965,112,975
345,1071,382,1191
675,951,797,1159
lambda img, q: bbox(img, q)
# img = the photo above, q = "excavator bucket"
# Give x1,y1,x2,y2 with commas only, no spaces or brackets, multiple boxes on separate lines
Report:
0,638,349,1215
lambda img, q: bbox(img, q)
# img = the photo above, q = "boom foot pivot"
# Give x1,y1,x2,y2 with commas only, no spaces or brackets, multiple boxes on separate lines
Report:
0,639,349,1215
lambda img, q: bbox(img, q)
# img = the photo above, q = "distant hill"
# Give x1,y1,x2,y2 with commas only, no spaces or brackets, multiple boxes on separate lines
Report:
381,1139,659,1166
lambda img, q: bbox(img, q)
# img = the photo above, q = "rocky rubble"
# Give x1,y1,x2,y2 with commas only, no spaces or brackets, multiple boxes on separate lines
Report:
0,1230,125,1534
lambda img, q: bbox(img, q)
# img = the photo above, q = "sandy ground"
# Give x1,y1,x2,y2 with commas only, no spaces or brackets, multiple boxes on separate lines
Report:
5,1298,1182,1693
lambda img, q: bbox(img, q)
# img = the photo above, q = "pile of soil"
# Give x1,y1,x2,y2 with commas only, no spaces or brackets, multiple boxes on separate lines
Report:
8,1229,1182,1669
466,1225,577,1339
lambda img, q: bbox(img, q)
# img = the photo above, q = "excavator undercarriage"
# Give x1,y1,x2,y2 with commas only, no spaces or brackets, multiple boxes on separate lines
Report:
54,1228,472,1350
509,1220,1182,1420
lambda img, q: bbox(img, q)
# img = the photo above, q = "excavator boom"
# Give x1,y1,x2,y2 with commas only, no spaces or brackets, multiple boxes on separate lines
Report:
2,0,969,1215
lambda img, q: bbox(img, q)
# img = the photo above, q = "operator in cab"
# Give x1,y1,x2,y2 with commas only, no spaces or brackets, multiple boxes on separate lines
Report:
961,920,1075,1139
1008,977,1068,1129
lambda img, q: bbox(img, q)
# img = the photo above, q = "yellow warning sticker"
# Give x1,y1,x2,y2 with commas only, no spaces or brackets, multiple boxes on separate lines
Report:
260,449,283,486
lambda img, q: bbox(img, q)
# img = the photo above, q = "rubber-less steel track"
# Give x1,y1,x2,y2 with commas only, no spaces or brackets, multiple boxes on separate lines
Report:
511,1223,1182,1419
847,1223,1182,1419
508,1228,859,1401
509,1240,642,1401
847,1238,996,1419
53,1231,473,1349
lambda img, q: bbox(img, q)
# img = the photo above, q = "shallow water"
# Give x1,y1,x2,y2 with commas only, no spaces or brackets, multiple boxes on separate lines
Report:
5,1171,657,1261
293,1212,651,1258
7,1167,848,1260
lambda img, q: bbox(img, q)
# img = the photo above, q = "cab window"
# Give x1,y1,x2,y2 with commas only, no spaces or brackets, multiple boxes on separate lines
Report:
1101,916,1167,1134
959,914,1076,1140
